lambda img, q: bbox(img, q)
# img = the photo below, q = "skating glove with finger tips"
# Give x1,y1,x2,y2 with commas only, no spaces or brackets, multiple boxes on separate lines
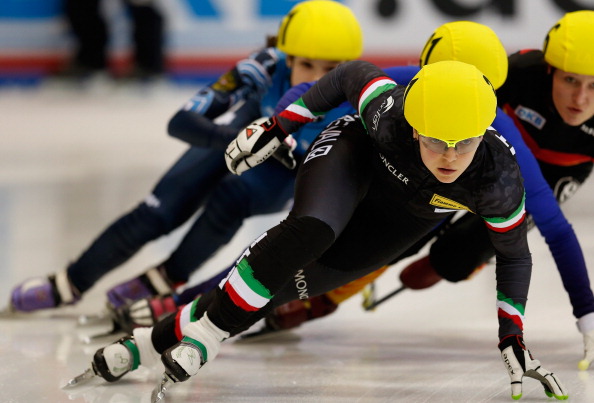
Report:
498,335,568,400
577,312,594,370
225,116,288,175
580,330,594,370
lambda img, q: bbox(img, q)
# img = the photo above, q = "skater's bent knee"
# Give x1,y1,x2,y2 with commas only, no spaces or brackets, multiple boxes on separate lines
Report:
285,215,336,257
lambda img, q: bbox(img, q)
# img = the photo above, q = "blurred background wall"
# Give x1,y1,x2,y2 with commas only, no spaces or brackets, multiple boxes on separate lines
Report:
0,0,592,86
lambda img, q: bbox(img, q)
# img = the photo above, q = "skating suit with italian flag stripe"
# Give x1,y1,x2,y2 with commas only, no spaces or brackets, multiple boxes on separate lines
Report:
275,60,530,339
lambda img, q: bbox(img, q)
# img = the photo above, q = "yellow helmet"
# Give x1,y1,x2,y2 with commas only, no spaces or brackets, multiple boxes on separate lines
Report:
403,61,497,142
543,10,594,76
277,0,363,61
419,21,508,89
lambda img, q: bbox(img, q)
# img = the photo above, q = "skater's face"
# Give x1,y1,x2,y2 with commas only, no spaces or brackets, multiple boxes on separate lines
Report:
287,56,342,86
551,68,594,126
414,129,481,184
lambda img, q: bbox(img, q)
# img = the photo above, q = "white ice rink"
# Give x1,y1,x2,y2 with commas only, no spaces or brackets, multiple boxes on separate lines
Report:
1,80,594,402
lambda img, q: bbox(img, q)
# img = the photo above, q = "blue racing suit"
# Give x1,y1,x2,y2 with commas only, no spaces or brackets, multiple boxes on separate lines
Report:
66,47,353,292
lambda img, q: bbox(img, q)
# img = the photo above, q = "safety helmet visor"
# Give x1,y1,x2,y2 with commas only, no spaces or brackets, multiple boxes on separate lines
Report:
418,134,483,154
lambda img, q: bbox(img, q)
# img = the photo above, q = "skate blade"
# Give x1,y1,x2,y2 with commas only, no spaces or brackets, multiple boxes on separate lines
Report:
77,311,110,326
78,324,124,344
238,326,277,341
79,329,123,344
237,327,299,343
62,367,97,389
151,373,175,403
0,305,29,319
0,305,16,318
361,283,377,311
362,285,407,311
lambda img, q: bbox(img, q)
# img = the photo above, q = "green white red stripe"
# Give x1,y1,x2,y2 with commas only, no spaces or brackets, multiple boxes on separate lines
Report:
483,193,526,233
279,98,320,124
497,291,525,331
358,77,396,115
175,298,201,340
221,258,272,312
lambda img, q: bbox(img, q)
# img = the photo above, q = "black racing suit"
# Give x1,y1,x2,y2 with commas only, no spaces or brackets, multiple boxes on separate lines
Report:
427,50,594,318
152,61,530,351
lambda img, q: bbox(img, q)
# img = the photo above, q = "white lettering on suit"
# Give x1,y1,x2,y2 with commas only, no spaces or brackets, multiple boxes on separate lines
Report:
379,153,409,184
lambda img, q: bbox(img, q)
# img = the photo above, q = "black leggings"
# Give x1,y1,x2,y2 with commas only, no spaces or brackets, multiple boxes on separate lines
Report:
153,116,446,344
429,213,495,282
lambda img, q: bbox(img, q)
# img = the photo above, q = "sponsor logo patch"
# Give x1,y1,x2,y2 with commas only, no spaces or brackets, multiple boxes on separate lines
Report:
429,194,474,213
515,105,545,130
212,70,238,92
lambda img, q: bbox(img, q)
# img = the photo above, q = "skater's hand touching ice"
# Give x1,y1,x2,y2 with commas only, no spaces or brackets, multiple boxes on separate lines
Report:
577,312,594,370
499,335,568,400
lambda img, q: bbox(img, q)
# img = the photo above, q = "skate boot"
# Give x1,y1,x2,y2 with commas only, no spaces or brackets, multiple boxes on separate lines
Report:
92,335,140,382
398,255,443,290
65,327,160,388
106,265,181,309
150,313,229,400
113,294,179,334
160,313,229,382
9,270,80,312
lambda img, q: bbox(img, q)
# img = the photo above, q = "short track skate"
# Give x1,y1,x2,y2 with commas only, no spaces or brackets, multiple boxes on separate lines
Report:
62,367,100,389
